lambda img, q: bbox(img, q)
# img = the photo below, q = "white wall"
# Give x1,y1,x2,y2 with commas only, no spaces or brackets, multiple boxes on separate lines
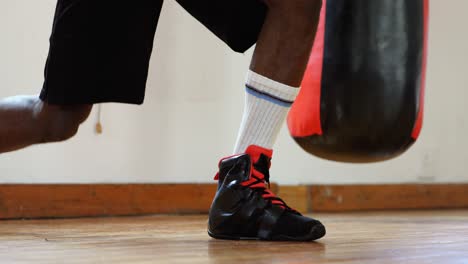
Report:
0,0,467,184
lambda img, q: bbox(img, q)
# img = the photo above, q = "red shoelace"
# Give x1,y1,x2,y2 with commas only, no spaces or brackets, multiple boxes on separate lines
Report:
214,161,293,211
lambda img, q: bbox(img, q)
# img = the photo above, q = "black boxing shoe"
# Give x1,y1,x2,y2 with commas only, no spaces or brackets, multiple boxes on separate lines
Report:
208,145,326,241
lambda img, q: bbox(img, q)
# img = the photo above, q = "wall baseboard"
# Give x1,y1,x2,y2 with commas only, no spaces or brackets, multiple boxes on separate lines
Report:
0,184,217,219
307,184,468,212
0,183,467,219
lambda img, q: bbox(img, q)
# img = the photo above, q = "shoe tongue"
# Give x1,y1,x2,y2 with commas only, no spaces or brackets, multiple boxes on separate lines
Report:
245,145,273,164
245,145,272,182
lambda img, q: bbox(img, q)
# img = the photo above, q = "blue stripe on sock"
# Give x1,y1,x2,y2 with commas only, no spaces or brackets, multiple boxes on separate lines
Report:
245,86,293,107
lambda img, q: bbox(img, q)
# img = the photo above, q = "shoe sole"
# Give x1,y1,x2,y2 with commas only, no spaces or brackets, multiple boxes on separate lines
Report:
208,223,326,242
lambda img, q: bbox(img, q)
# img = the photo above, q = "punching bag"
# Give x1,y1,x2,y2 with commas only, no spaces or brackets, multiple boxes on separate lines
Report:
288,0,429,163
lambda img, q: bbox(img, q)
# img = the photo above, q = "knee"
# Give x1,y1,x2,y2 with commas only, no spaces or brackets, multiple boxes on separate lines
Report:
40,104,92,143
264,0,322,17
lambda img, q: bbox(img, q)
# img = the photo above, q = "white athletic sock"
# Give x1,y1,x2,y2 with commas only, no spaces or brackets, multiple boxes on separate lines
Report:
233,70,299,154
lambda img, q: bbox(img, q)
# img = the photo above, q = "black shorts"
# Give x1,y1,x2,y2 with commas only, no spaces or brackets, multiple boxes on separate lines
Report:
40,0,267,105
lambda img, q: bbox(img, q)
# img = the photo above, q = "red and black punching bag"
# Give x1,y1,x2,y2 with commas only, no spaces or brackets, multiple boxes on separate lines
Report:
288,0,429,163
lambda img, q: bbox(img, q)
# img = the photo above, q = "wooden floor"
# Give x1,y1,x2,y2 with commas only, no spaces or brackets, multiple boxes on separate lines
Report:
1,211,467,264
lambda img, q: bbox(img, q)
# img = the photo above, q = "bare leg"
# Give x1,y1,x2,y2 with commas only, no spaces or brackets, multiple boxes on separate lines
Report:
0,95,92,153
232,0,322,153
211,3,326,240
253,0,322,86
212,1,326,242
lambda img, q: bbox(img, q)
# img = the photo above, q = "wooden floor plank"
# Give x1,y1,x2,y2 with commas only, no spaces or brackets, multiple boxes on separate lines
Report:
0,210,467,263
